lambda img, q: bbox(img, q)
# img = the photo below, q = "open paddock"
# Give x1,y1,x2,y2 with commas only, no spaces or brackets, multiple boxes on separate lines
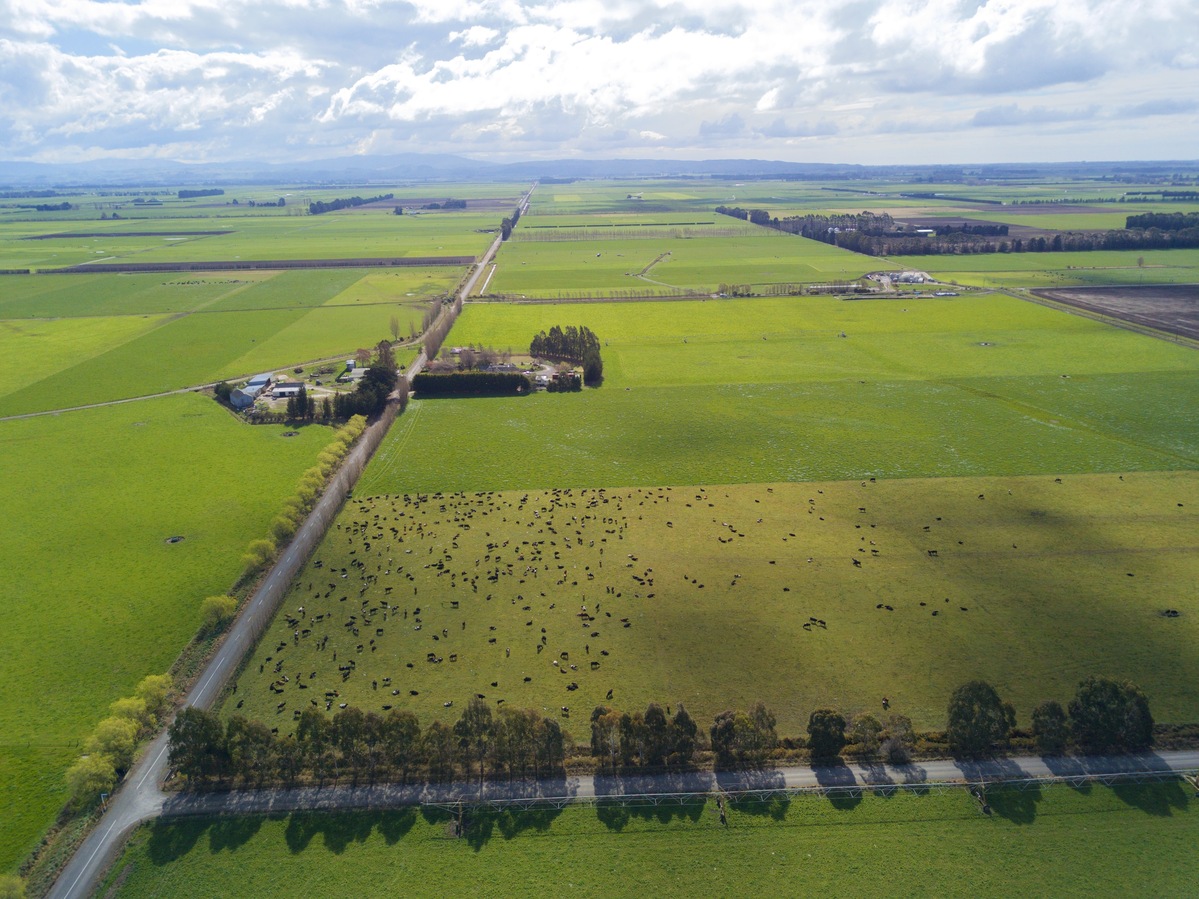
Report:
232,473,1199,737
0,395,333,870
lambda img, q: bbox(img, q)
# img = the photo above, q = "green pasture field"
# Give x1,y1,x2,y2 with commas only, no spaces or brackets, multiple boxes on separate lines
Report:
102,784,1197,898
0,314,170,400
233,472,1199,738
0,395,332,872
489,234,874,297
321,269,462,307
0,211,498,271
0,269,445,414
451,294,1199,387
890,248,1199,288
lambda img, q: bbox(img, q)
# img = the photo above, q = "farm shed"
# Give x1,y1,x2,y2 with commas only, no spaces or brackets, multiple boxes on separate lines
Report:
229,387,260,409
273,383,305,397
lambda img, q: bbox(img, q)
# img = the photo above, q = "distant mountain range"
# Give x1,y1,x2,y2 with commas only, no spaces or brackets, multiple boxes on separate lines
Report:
1,153,1196,187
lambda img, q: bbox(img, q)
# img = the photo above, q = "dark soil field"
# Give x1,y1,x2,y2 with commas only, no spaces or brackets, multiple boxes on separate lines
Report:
1035,284,1199,342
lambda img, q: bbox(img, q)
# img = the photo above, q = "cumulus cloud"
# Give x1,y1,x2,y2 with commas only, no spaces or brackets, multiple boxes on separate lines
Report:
0,0,1194,163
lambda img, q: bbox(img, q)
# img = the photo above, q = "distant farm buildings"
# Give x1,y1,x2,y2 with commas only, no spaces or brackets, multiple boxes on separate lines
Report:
230,373,273,409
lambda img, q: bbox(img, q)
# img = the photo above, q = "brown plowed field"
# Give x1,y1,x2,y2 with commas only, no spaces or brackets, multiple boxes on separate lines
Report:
1034,284,1199,341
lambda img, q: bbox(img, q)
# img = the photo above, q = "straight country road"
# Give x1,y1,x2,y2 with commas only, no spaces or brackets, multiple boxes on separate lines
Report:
44,186,530,899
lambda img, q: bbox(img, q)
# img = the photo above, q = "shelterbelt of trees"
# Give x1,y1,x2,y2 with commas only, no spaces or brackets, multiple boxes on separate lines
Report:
715,206,1199,257
160,676,1154,791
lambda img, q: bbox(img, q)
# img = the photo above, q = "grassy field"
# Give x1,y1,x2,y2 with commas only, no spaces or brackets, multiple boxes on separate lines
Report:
889,248,1199,288
218,291,1199,739
102,783,1198,898
0,396,334,872
0,268,450,414
233,472,1199,738
490,233,873,297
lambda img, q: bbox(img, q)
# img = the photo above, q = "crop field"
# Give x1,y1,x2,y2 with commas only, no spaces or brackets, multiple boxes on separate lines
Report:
0,268,449,414
0,395,334,871
102,783,1197,898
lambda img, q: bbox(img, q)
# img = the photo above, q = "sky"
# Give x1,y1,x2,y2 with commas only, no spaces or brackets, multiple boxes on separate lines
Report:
1,0,1196,166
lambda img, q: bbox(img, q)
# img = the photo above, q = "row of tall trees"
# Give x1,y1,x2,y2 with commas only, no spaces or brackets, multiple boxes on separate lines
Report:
166,677,1157,790
946,676,1153,758
1125,211,1199,231
308,193,394,215
500,202,523,240
717,203,1199,257
332,340,398,419
590,703,699,770
168,699,565,787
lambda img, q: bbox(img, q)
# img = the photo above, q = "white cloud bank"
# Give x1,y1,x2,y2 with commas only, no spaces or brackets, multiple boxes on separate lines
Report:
0,0,1195,163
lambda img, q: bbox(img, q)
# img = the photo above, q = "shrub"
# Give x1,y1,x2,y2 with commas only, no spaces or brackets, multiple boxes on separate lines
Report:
134,674,173,719
242,538,276,574
66,754,116,808
86,717,138,771
200,594,239,631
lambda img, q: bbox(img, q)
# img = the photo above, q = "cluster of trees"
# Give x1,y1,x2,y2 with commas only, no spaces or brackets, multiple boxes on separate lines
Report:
308,193,394,216
544,371,582,392
590,703,698,770
710,702,779,767
529,325,603,385
500,203,523,241
948,677,1153,758
178,189,224,199
332,341,399,419
1125,212,1199,231
66,675,173,806
23,201,72,212
168,698,566,787
422,199,467,210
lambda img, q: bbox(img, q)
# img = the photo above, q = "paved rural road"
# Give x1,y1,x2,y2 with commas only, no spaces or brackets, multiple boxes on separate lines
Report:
47,748,1199,899
45,186,530,899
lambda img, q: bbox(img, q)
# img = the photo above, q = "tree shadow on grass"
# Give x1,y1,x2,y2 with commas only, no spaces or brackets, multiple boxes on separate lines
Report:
596,799,631,832
813,761,862,810
146,818,208,865
959,758,1042,824
984,784,1043,825
463,804,565,850
628,795,706,826
1111,780,1190,816
729,793,790,820
208,814,263,852
283,809,381,854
